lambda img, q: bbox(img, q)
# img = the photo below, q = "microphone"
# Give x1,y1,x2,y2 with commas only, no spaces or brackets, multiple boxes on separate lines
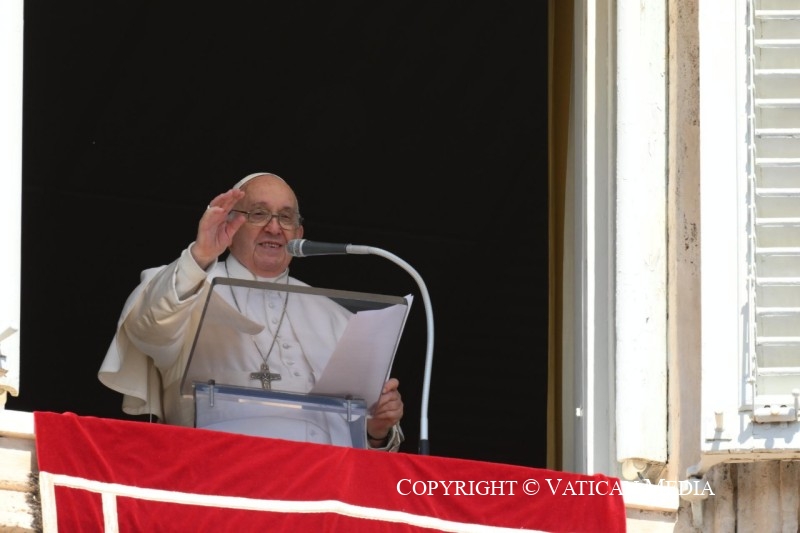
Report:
286,239,370,257
287,237,435,456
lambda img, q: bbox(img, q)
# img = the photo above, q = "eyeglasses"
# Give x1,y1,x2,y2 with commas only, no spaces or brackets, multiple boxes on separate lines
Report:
230,208,303,230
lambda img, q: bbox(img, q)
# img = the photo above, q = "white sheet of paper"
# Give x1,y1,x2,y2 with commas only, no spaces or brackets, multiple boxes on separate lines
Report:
311,294,413,408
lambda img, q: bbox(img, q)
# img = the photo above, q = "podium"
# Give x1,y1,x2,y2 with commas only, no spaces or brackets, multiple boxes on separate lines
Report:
179,277,411,448
192,383,371,448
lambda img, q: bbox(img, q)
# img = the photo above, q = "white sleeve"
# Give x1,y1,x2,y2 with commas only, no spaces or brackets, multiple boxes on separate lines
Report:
120,245,214,368
98,244,219,418
176,242,217,300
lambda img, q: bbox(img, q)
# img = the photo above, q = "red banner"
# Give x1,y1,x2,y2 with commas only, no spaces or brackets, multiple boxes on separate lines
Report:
34,412,626,532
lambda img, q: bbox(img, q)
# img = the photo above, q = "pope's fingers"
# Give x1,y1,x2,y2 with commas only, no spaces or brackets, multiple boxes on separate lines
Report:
377,390,401,408
374,407,403,422
202,192,247,230
373,406,404,425
376,395,401,409
373,394,403,416
206,189,245,213
198,209,232,235
382,378,400,394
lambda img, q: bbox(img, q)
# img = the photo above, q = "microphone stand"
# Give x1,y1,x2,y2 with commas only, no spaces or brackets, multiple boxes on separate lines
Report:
342,245,434,455
288,240,433,455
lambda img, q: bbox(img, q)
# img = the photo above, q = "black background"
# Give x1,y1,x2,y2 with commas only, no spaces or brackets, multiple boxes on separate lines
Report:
11,1,549,467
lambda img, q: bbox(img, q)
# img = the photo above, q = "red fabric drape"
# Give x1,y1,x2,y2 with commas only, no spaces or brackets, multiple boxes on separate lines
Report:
34,411,626,532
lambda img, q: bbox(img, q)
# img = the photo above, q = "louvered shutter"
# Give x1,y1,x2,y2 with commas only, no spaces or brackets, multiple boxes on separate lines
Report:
750,1,800,422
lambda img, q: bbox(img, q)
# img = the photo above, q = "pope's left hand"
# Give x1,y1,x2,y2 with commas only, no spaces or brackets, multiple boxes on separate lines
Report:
367,378,403,439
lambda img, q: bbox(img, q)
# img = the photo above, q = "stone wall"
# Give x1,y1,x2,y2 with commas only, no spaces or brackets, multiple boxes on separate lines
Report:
0,410,39,533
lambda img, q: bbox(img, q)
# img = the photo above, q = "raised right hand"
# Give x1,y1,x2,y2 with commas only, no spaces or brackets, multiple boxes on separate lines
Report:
190,188,247,269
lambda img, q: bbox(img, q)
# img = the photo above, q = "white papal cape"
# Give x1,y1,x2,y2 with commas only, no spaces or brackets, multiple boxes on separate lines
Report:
98,246,355,445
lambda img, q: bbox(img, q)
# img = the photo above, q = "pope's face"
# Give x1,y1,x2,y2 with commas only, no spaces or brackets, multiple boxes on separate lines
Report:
228,175,304,278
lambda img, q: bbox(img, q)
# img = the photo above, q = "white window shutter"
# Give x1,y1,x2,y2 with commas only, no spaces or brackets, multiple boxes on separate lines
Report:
697,0,800,467
749,1,800,423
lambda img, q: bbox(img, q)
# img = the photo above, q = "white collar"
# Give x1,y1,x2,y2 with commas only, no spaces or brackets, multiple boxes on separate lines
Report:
224,254,289,283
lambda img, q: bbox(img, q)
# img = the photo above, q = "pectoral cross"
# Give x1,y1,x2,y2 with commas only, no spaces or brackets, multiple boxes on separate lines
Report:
250,363,281,390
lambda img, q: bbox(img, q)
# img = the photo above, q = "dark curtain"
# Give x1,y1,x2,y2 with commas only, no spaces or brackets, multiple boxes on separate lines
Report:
13,1,548,467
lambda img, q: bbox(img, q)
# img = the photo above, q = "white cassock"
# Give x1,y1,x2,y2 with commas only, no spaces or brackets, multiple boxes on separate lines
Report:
98,244,362,446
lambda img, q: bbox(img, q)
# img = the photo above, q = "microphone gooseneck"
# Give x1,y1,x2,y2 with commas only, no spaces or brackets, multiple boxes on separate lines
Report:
288,238,434,455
